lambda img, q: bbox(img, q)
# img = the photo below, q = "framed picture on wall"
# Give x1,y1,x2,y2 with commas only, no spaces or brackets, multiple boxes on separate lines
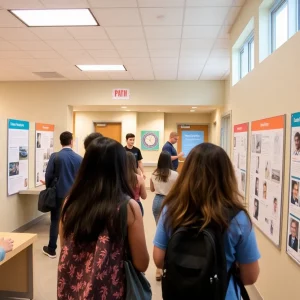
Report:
141,131,159,151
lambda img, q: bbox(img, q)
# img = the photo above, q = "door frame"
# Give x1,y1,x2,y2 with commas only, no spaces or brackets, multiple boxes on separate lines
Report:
175,122,211,143
220,110,232,156
93,121,123,141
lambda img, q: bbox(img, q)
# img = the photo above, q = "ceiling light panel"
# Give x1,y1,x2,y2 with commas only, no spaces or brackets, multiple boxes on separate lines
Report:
76,64,126,71
10,9,98,27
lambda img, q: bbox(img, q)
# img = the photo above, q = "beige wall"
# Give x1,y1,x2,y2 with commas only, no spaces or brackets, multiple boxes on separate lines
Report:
0,80,224,231
230,0,300,299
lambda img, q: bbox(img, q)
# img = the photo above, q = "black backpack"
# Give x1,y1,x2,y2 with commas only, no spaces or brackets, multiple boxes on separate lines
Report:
161,212,250,300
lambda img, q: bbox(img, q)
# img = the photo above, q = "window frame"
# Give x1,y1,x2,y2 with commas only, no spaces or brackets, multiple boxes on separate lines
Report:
238,32,254,79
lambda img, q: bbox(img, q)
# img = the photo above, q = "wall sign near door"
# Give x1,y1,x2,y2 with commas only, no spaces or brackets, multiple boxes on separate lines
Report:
112,88,130,100
181,131,204,157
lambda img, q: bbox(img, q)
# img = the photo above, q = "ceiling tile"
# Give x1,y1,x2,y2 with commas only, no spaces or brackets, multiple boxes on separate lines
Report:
26,50,62,59
144,26,182,39
214,39,230,49
105,27,144,39
180,49,210,59
182,26,221,39
66,27,108,40
154,70,177,80
186,0,233,6
40,0,89,8
57,50,96,64
122,57,151,66
150,49,179,58
185,7,229,25
78,40,115,50
118,48,149,58
0,28,39,41
93,57,124,64
138,0,184,7
151,57,178,66
178,63,204,71
0,10,25,27
0,51,33,59
180,57,209,66
200,75,222,80
0,40,19,51
92,8,141,26
140,8,184,25
112,39,147,50
225,7,241,25
153,64,178,72
0,0,43,9
88,0,137,8
88,49,120,58
130,68,154,80
11,41,52,51
59,69,90,80
181,39,214,49
109,71,133,80
46,40,83,50
206,57,230,69
147,39,181,50
30,28,74,40
178,70,201,80
86,72,111,80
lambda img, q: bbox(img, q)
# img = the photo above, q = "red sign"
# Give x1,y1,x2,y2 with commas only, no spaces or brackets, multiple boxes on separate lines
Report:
112,89,130,100
234,123,248,133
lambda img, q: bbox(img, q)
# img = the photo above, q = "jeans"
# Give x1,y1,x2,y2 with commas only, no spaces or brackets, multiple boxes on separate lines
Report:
152,194,165,224
48,197,63,252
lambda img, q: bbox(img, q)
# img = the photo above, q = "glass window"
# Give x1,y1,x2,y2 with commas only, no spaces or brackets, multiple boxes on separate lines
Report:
239,33,254,79
249,38,255,71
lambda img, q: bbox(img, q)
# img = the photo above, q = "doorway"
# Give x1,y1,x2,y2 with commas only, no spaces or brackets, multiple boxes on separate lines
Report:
94,122,122,143
177,124,209,173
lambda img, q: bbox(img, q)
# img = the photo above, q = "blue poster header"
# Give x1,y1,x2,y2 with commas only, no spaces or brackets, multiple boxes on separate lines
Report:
8,119,29,130
182,131,204,157
291,112,300,128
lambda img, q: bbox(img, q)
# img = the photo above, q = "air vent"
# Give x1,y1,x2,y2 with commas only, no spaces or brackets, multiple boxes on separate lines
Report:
33,72,65,79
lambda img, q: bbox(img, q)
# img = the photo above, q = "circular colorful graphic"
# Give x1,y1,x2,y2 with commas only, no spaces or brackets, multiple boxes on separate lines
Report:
142,132,159,149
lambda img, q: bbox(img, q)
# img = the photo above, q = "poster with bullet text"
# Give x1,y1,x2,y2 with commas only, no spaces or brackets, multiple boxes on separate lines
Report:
233,123,248,203
249,115,285,247
7,119,29,196
35,123,54,187
287,112,300,264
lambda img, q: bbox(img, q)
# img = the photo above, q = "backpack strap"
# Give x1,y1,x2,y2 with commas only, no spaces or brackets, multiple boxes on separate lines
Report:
227,264,250,300
120,196,131,260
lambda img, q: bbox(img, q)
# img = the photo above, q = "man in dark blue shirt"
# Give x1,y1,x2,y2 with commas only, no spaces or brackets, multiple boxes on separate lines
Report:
162,132,184,171
43,131,82,258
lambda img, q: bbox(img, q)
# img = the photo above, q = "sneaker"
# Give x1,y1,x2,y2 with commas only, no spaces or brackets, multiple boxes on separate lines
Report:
42,246,56,258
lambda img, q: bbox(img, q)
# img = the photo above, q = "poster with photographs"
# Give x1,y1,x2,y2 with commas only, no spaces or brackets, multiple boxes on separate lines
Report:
233,123,248,202
35,123,54,187
287,112,300,263
7,119,29,196
249,115,285,247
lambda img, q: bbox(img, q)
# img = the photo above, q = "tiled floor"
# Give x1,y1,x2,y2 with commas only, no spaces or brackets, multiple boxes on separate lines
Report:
25,191,163,300
25,191,259,300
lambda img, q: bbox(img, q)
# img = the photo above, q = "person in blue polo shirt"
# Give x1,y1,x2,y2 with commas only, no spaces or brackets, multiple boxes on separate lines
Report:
162,132,184,171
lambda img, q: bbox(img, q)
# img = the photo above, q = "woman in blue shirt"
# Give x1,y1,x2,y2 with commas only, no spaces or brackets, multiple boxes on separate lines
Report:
153,143,260,300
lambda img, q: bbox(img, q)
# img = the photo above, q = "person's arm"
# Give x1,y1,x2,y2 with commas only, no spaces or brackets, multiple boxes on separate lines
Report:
0,238,14,261
59,220,64,248
153,209,169,269
138,160,146,179
150,178,155,192
171,152,184,161
45,153,55,188
127,199,149,272
138,175,147,200
234,212,260,286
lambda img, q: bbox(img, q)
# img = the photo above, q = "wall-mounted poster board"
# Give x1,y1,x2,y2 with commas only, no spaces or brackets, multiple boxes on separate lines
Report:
7,119,29,196
287,112,300,263
233,123,249,202
249,115,285,247
35,123,54,187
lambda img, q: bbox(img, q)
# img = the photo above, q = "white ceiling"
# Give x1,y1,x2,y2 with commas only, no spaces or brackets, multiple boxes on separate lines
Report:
73,105,217,113
0,0,245,81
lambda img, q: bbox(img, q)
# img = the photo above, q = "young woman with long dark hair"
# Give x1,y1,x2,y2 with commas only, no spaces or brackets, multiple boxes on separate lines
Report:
126,151,147,216
153,143,260,299
58,137,149,299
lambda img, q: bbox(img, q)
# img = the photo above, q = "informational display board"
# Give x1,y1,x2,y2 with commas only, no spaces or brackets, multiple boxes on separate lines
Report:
7,119,29,196
35,123,54,187
233,123,249,201
181,131,204,157
287,112,300,263
249,115,285,247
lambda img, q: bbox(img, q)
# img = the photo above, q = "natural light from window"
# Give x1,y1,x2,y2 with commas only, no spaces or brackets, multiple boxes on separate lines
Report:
275,3,288,49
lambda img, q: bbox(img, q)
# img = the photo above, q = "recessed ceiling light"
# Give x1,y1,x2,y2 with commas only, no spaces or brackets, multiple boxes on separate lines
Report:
126,109,131,112
76,65,126,71
192,107,197,109
10,9,98,27
157,110,161,112
190,110,195,112
121,106,127,109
